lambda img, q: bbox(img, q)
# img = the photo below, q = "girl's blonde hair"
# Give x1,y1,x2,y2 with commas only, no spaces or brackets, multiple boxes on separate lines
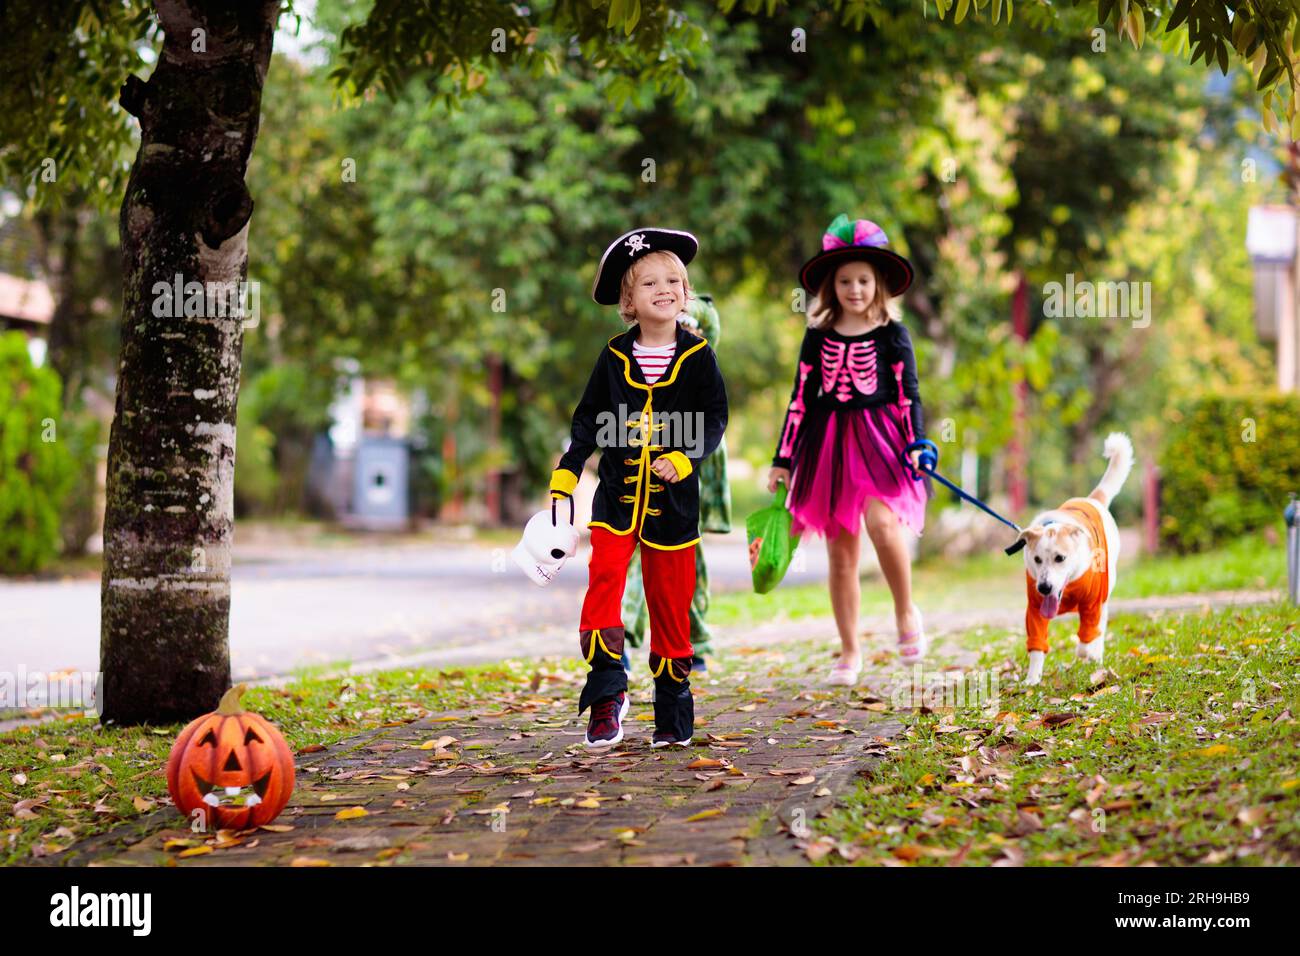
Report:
807,258,901,330
618,250,695,325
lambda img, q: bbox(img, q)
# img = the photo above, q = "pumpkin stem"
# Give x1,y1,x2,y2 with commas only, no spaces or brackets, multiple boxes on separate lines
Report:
216,684,247,715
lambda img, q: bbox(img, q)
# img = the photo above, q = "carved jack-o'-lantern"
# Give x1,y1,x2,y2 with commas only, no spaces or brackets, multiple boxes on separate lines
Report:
166,684,295,830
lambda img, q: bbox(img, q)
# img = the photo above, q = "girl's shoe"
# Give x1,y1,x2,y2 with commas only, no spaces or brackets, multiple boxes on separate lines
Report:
827,655,861,686
897,605,927,661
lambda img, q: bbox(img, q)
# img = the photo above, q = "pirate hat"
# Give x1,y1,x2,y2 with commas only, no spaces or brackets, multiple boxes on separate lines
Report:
592,227,699,305
798,214,914,297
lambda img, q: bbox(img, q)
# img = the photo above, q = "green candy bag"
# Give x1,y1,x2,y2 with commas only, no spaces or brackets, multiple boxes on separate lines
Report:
746,484,801,594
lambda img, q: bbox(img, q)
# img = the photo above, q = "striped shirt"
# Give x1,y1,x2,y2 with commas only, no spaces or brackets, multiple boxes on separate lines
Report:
632,339,676,384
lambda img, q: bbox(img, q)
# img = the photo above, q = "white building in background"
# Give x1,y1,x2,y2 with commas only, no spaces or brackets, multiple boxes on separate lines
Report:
1247,203,1300,392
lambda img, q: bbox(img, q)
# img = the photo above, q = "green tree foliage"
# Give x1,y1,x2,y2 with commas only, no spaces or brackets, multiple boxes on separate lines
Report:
0,334,75,573
1160,392,1300,550
241,0,1274,516
0,1,155,206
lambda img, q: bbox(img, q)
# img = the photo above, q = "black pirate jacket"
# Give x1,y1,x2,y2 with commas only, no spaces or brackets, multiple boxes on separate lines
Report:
550,324,729,549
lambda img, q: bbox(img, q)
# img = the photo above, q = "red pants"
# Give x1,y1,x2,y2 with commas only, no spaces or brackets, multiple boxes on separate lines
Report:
580,527,695,660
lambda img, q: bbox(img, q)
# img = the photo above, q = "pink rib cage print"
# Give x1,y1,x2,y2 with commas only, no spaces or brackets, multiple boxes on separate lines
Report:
778,360,813,459
819,338,877,402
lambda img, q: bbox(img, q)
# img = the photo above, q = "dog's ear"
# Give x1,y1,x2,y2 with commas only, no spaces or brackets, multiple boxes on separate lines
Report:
1016,525,1044,546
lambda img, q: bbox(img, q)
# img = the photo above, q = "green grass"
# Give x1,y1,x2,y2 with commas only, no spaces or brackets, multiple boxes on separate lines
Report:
711,533,1287,629
0,660,540,865
1122,534,1285,597
810,603,1300,866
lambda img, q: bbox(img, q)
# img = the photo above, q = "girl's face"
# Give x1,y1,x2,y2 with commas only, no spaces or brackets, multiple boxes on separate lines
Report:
630,259,685,325
834,260,878,317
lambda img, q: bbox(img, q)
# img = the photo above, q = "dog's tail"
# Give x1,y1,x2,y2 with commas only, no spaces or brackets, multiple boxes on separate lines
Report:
1088,432,1135,508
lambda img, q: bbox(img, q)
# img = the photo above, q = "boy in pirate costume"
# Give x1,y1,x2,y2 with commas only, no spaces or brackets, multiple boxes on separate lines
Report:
620,294,731,674
549,228,729,749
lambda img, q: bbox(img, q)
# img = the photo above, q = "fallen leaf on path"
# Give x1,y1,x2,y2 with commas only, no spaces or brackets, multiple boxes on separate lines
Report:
685,808,726,822
1042,713,1077,727
334,806,369,821
1011,810,1044,836
13,797,49,820
805,841,835,862
991,845,1025,867
290,856,331,867
178,846,212,858
686,758,725,770
1237,806,1269,826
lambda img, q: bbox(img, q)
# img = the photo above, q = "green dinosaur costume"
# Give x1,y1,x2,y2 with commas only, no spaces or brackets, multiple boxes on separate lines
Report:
621,294,732,657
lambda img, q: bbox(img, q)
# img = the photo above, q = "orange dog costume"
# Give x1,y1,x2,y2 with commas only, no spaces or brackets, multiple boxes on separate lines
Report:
1024,498,1110,652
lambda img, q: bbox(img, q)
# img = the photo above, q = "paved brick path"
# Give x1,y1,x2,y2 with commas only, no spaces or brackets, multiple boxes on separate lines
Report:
54,641,926,867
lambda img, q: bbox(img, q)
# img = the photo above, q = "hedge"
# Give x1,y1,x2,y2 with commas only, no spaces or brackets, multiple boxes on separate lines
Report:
1160,392,1300,553
0,332,75,574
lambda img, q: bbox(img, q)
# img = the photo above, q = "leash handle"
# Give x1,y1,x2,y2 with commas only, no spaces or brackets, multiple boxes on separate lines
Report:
902,439,939,481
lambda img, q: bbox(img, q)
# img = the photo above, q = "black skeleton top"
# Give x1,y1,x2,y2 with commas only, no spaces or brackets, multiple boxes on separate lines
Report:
771,321,926,470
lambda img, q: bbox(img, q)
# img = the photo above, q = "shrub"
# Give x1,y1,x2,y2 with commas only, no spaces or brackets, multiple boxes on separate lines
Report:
0,332,75,573
1160,392,1300,552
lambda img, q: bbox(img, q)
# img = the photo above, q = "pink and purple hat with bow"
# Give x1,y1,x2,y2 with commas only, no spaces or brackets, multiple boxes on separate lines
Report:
798,213,915,297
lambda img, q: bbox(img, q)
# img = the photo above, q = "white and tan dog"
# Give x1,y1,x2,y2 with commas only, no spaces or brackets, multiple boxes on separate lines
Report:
1017,432,1134,686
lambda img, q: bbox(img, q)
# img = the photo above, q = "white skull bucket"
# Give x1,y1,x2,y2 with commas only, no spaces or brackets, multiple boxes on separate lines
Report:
513,496,580,587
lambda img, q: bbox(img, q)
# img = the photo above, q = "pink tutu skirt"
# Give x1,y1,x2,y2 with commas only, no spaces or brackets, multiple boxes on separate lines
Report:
787,404,933,539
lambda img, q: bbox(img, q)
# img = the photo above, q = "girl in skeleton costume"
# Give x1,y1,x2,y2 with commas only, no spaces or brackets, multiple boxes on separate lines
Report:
765,215,933,682
549,228,728,749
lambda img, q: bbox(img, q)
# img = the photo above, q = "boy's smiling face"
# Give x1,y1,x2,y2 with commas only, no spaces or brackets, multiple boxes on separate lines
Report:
629,257,685,329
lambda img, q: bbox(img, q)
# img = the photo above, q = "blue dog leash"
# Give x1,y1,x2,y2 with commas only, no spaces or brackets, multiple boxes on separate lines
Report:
902,440,1026,555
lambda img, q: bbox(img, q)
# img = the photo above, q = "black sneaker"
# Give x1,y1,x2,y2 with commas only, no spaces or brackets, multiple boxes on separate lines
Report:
584,692,629,749
651,682,694,748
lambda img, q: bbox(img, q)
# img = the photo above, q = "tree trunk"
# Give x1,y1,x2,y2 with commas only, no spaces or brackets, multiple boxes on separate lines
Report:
99,0,279,725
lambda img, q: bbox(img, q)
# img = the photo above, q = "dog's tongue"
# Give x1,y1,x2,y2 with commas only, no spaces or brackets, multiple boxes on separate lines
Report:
1039,592,1060,619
